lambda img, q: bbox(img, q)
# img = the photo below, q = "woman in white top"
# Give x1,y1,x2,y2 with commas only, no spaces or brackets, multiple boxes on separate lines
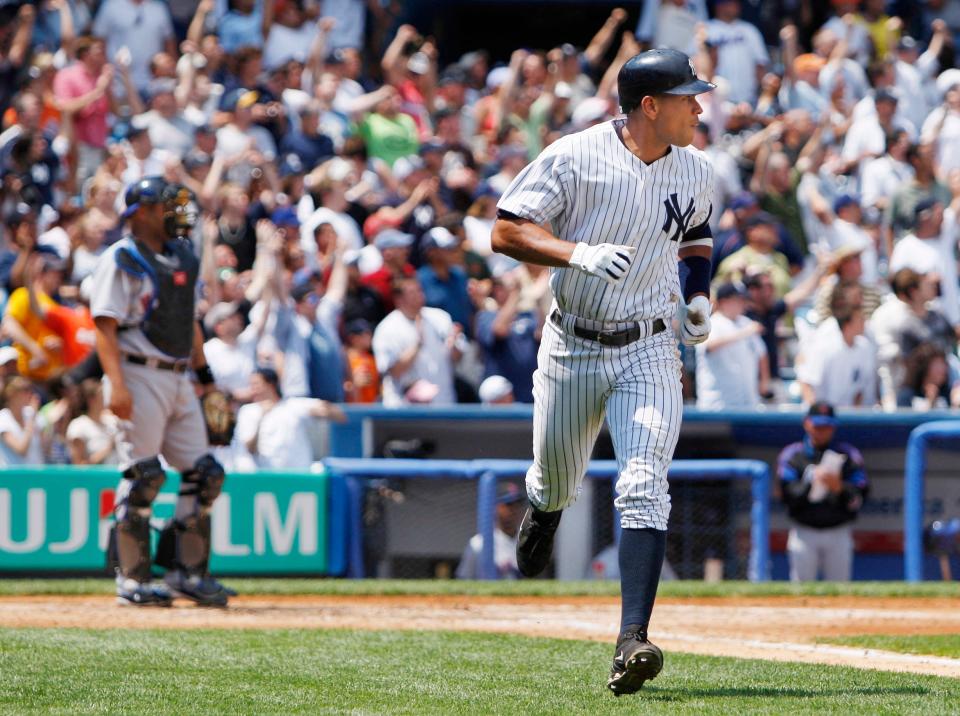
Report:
66,379,120,465
0,377,45,466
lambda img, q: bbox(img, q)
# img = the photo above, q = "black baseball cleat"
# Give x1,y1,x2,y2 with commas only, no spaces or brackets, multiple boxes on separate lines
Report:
515,507,562,577
607,625,663,696
164,571,231,607
115,579,173,607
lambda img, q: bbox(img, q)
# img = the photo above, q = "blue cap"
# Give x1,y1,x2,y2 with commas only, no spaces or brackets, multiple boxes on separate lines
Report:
419,139,446,156
914,197,939,219
833,193,860,214
472,182,500,202
715,282,747,301
271,206,299,227
807,401,837,427
497,483,524,505
375,228,415,250
729,192,757,211
279,153,305,177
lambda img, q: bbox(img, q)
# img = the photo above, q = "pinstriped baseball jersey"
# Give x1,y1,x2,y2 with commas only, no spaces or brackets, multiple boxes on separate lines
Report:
498,118,715,530
497,120,714,325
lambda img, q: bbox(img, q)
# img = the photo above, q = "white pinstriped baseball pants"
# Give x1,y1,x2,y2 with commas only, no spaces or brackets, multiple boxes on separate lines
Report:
526,316,682,530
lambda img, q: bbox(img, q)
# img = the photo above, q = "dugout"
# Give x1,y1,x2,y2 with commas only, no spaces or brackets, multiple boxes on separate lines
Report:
330,406,960,581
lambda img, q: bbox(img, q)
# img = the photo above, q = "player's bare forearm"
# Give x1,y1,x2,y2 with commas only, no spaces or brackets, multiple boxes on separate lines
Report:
93,316,126,390
191,322,207,370
491,217,574,267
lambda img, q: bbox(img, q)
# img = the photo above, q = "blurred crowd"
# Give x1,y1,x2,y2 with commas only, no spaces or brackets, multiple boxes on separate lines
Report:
2,0,960,469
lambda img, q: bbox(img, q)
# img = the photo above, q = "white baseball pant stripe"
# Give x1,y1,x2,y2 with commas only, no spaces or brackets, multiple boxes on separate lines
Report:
526,317,682,529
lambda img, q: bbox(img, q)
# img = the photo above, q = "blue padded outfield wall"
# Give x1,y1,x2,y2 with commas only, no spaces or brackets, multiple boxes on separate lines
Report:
2,408,959,580
328,406,960,581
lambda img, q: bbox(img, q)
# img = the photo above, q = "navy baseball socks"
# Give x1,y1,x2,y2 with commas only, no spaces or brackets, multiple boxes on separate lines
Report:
516,507,562,577
608,527,667,695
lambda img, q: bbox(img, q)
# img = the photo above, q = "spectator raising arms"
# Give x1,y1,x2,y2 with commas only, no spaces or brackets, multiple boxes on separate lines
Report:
2,0,960,482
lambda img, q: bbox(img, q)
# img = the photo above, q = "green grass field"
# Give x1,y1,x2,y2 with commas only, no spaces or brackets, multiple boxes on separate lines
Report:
2,579,960,714
1,577,958,598
3,628,960,715
823,635,960,659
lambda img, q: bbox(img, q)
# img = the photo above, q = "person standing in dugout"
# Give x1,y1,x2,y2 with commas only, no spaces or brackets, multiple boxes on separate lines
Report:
91,176,233,606
492,49,716,695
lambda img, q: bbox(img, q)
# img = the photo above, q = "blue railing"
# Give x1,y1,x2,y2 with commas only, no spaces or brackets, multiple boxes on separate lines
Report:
328,405,960,456
903,420,960,581
322,457,772,581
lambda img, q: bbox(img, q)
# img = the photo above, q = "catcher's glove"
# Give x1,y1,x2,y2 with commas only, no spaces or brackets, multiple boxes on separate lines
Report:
201,389,235,446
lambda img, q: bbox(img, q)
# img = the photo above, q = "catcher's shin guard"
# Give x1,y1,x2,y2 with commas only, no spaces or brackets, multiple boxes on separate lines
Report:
163,454,225,576
114,457,166,582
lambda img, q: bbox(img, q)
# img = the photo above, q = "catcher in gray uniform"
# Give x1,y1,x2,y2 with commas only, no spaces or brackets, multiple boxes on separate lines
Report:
93,176,232,606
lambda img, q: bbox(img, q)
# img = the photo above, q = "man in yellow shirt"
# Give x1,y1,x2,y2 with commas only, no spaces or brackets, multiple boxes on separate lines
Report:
2,252,66,382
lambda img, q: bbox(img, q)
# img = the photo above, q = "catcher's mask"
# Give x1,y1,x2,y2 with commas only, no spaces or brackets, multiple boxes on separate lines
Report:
162,183,199,239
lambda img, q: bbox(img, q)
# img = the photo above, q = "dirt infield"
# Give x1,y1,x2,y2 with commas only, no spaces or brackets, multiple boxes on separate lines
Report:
4,594,960,678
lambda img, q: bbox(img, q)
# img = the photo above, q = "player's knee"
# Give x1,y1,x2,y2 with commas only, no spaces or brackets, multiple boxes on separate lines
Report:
121,457,166,510
182,454,225,507
535,480,579,512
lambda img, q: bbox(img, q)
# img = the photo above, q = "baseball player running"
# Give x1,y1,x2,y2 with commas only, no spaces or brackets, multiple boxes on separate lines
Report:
492,49,715,695
92,176,232,607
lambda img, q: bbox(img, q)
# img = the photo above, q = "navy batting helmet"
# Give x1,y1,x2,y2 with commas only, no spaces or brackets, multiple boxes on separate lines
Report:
122,176,168,219
618,49,715,114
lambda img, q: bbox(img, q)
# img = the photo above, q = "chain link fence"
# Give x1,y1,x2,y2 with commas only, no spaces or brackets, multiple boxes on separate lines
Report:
358,469,756,581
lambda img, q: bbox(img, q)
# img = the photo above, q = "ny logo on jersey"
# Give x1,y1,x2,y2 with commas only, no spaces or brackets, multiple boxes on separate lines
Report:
661,193,696,242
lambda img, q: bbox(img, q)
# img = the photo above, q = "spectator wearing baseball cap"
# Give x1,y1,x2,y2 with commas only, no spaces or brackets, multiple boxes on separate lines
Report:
714,212,794,298
344,318,380,403
202,302,259,402
279,101,335,169
743,261,824,383
134,78,196,156
478,375,514,405
288,279,346,403
216,88,278,185
341,251,387,329
362,228,416,312
455,480,525,579
889,198,960,327
841,82,910,177
886,144,950,242
695,282,768,410
810,230,882,326
821,194,879,286
777,401,868,582
713,193,804,273
474,271,538,403
417,226,473,334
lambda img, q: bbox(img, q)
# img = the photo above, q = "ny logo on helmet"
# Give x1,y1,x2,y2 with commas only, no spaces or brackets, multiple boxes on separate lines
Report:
662,193,695,241
688,59,697,77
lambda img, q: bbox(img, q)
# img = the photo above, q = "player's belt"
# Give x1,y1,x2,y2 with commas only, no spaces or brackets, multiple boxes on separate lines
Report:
550,310,666,347
123,353,191,373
